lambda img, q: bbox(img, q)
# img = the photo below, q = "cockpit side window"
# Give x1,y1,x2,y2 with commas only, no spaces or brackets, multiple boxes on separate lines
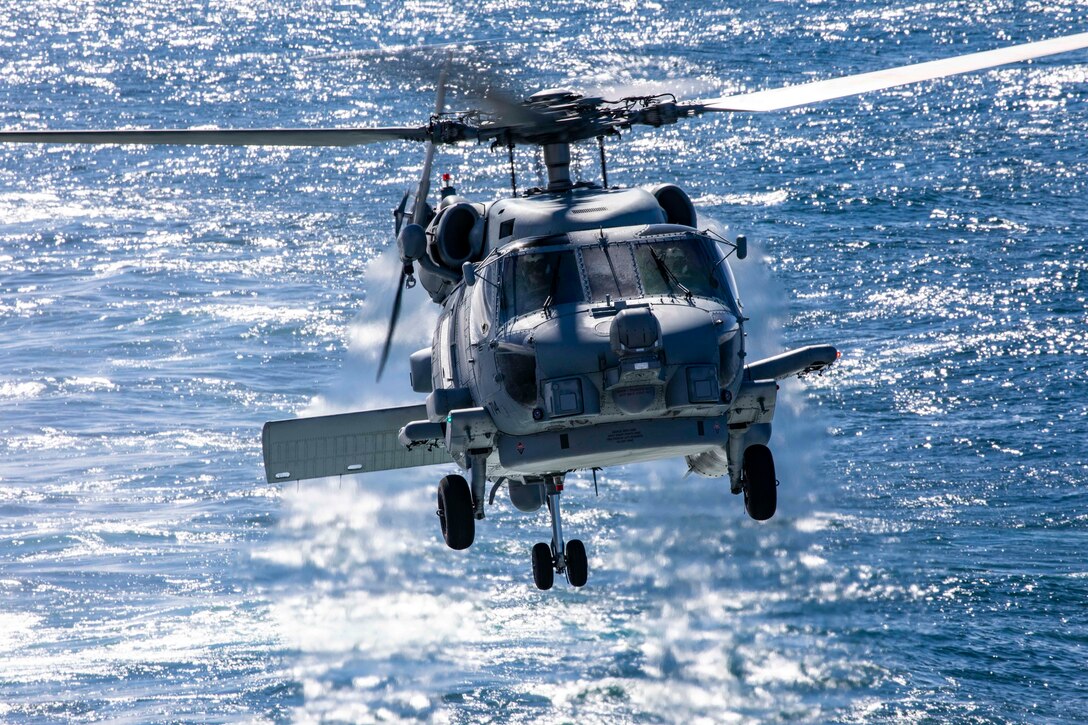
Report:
634,236,734,303
500,249,582,319
468,260,499,343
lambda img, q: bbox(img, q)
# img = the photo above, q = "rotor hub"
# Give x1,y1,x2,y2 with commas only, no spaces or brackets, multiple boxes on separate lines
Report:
528,88,582,104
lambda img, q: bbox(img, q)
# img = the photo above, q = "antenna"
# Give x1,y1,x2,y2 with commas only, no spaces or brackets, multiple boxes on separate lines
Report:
597,135,609,189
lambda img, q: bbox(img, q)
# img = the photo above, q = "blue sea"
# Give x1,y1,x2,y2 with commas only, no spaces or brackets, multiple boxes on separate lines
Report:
2,1,1087,722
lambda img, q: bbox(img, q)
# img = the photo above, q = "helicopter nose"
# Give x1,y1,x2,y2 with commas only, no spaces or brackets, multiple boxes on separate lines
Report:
531,304,729,420
607,308,664,414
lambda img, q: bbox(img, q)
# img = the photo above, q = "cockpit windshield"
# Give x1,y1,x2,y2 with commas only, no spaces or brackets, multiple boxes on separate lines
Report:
583,243,639,302
496,235,738,322
633,236,732,302
501,249,583,318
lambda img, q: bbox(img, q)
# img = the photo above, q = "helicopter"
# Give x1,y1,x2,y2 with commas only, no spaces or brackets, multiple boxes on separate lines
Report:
3,33,1086,590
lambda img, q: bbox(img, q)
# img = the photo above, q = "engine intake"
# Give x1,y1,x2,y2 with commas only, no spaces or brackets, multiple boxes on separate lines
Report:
648,184,697,228
432,202,485,269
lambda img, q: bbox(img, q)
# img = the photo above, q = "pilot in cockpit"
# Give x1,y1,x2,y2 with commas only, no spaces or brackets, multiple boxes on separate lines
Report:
505,250,583,317
516,254,553,311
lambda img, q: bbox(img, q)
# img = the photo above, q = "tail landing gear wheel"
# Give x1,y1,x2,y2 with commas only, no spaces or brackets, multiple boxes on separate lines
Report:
531,542,554,590
742,444,777,521
437,474,475,550
565,538,588,587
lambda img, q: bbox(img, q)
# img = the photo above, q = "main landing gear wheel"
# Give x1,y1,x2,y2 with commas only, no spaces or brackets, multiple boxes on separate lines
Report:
437,474,475,550
742,444,777,521
531,542,554,590
564,539,588,588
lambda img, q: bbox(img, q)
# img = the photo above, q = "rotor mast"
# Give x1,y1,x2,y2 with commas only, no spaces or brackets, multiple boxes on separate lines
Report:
542,143,572,192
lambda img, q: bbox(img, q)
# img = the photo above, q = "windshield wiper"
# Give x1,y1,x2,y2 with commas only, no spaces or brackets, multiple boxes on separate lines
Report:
542,253,564,317
649,247,692,299
598,235,623,298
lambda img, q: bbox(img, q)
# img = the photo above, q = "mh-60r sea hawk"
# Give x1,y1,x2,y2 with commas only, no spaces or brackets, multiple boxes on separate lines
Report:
4,33,1086,589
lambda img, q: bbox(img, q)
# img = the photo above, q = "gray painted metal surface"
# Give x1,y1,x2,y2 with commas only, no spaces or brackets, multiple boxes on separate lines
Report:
262,404,450,482
491,414,731,476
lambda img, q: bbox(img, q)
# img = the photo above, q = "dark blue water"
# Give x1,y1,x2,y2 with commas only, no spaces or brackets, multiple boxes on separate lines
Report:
2,2,1087,722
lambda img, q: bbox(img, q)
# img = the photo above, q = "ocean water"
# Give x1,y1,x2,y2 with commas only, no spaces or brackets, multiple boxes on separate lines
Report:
2,1,1087,722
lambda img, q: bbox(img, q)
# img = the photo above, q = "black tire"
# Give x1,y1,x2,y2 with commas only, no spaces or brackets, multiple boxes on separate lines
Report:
742,444,777,521
437,474,475,550
531,542,554,590
565,539,588,588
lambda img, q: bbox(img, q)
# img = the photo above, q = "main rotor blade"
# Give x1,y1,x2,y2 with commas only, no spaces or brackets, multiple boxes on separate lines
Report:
412,55,451,225
411,138,437,223
0,126,429,147
700,32,1088,113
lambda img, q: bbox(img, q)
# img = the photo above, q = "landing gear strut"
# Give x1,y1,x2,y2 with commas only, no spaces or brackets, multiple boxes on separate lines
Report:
531,476,588,590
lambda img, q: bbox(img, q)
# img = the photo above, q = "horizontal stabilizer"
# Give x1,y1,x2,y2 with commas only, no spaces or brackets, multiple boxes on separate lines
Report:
262,404,449,483
745,344,839,381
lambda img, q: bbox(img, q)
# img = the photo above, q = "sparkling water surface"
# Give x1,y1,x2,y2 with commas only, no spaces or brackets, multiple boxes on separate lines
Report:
2,1,1087,722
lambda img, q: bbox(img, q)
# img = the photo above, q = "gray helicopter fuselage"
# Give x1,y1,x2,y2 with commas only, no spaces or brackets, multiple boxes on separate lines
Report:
411,185,764,485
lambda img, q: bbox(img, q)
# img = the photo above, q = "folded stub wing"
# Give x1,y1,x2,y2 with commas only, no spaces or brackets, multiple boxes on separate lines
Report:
744,344,839,382
261,404,449,483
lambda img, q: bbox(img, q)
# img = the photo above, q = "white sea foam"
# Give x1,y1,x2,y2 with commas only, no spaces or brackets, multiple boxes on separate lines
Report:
301,248,439,416
0,380,47,399
692,189,790,207
64,376,117,391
